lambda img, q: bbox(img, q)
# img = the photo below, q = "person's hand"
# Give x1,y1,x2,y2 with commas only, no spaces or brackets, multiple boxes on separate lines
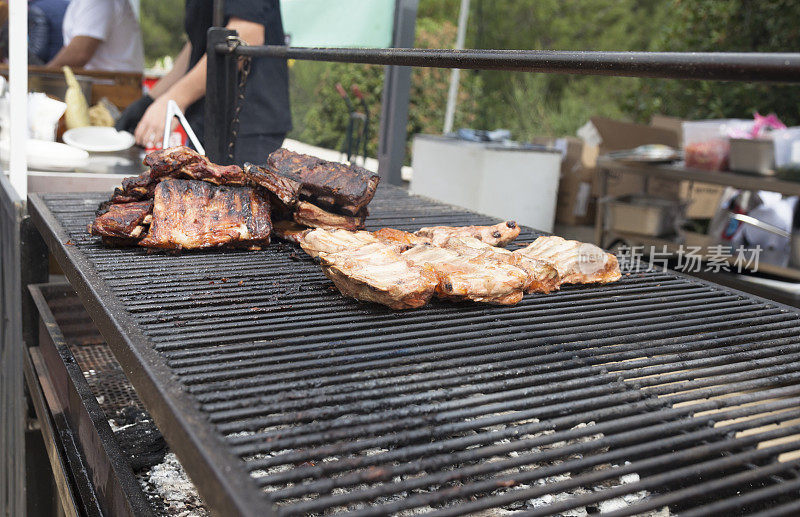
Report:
115,94,153,133
133,96,177,148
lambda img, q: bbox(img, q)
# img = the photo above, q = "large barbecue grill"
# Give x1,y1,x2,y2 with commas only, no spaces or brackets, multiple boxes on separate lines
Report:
3,1,800,514
25,185,800,516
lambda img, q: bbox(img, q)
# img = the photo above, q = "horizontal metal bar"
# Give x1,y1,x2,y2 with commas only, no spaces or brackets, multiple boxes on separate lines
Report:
217,45,800,82
266,397,800,502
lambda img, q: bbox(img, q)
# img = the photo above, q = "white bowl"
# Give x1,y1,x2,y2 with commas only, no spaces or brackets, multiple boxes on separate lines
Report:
0,139,90,171
63,126,135,152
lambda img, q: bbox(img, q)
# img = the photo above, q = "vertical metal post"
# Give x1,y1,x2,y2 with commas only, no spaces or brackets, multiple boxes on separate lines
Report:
377,0,418,185
205,28,237,164
443,0,471,134
213,0,225,27
8,0,28,200
0,177,26,517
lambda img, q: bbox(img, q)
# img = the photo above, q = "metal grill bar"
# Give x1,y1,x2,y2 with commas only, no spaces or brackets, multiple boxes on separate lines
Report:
29,187,800,516
216,45,800,82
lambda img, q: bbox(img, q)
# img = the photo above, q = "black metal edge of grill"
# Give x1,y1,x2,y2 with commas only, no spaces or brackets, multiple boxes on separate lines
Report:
27,186,800,517
26,194,270,517
27,282,154,517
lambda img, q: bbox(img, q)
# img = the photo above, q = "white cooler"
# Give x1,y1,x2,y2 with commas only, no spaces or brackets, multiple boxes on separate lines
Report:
410,135,561,233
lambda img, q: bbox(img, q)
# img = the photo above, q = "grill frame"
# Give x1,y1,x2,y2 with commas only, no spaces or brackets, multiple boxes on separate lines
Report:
28,187,800,517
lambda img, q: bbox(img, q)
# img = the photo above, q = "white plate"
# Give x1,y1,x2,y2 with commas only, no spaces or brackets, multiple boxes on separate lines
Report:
27,140,90,170
63,126,135,152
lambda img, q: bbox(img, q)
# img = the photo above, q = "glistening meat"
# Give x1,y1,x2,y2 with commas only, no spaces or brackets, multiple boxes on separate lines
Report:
138,179,272,250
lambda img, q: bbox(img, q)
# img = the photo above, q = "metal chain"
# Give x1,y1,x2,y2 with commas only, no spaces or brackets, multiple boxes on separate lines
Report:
226,36,252,163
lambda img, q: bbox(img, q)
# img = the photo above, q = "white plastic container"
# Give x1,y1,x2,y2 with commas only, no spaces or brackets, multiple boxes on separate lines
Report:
410,135,562,232
682,119,754,170
772,127,800,167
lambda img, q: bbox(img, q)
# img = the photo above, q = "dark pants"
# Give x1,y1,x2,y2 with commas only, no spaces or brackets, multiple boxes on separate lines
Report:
233,133,286,165
190,133,286,166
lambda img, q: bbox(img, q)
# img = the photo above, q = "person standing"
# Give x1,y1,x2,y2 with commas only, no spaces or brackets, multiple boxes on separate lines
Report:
116,0,291,165
28,0,69,63
48,0,144,72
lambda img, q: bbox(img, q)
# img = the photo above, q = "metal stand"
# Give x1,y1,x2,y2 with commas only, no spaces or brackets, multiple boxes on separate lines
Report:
205,27,238,164
377,0,418,185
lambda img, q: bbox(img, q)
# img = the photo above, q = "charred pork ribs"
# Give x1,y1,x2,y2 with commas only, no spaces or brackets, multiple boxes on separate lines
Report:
137,179,272,250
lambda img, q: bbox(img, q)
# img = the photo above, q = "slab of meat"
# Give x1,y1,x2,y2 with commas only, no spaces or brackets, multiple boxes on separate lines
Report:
293,201,367,231
111,147,249,205
514,236,621,285
272,221,310,244
415,221,520,247
317,242,438,310
401,244,528,305
299,228,379,258
138,179,272,250
143,145,203,176
442,236,561,293
256,148,380,215
89,200,153,242
243,163,302,207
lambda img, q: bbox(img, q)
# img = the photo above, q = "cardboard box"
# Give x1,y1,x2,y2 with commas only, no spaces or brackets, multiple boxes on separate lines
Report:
533,136,600,226
591,116,681,198
650,115,685,147
679,181,727,219
556,164,596,226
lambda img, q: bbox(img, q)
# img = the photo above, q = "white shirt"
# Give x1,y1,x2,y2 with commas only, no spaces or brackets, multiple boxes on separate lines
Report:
63,0,144,72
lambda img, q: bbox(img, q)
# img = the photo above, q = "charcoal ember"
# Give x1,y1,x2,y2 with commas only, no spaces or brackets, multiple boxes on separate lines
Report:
109,403,168,471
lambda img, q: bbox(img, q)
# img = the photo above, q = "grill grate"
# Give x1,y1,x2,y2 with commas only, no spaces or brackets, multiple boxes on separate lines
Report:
29,186,800,516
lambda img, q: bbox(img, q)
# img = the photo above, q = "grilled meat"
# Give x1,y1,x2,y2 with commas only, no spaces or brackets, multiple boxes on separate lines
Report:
318,242,438,310
243,163,302,207
299,228,379,258
138,179,272,250
373,227,431,251
401,244,528,305
272,221,310,244
143,145,204,177
112,147,248,205
293,201,367,231
514,235,621,285
254,148,380,215
442,236,561,293
415,221,520,247
89,200,153,241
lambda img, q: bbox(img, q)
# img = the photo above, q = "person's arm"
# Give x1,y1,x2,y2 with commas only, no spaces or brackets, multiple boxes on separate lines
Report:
46,35,101,68
114,43,192,132
133,17,264,147
149,42,192,99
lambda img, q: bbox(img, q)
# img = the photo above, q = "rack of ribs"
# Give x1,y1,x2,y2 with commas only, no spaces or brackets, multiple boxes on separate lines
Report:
514,235,622,285
89,200,153,244
317,242,438,310
137,179,272,250
401,244,529,305
441,236,561,293
91,146,383,248
300,228,380,258
243,148,380,233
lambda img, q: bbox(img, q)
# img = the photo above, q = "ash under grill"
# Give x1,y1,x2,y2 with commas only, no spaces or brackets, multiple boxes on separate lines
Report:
43,287,208,516
30,186,800,516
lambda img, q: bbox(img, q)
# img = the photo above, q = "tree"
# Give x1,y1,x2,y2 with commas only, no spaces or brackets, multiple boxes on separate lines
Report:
631,0,800,125
140,0,186,65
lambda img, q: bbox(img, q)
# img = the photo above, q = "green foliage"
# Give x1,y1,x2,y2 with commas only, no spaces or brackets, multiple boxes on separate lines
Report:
289,15,482,160
140,0,186,65
140,0,800,154
631,0,800,125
